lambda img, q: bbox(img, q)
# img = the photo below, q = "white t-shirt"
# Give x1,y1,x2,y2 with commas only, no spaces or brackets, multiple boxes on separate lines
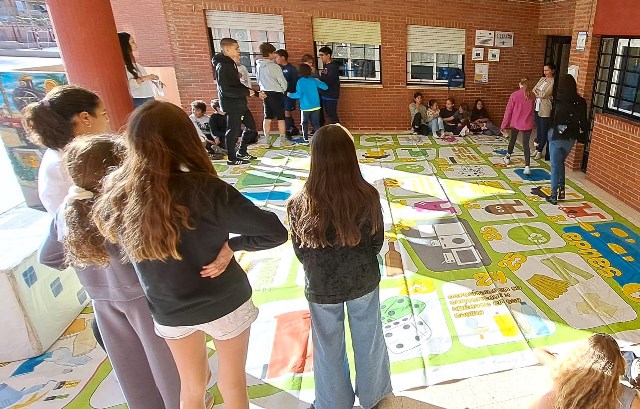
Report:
126,62,155,98
38,148,72,215
189,113,210,142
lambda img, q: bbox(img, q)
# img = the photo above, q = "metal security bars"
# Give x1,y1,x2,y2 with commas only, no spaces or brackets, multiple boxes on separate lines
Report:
314,42,381,83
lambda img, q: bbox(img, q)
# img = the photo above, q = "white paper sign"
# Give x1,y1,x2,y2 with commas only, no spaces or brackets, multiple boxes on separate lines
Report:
495,31,514,47
475,30,495,46
474,63,489,84
488,49,500,62
472,48,484,61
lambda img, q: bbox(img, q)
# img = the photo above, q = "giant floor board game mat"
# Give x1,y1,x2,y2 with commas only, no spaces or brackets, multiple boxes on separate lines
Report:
2,133,639,408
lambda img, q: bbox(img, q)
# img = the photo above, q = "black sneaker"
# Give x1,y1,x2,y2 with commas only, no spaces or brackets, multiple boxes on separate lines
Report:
289,127,300,137
546,195,558,205
227,158,250,165
236,152,257,160
558,188,565,200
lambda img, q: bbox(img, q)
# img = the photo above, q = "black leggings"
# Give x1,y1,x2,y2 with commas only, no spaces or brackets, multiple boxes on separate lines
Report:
508,129,532,166
411,113,429,136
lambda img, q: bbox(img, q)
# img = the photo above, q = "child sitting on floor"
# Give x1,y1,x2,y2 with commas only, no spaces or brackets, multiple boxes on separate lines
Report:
440,98,461,135
409,92,429,136
426,99,445,137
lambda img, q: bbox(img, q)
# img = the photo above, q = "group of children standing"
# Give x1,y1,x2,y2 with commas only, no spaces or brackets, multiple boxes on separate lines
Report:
25,77,391,409
409,92,502,139
198,38,343,165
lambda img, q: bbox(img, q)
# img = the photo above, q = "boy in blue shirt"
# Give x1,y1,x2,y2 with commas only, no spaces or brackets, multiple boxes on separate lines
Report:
288,63,328,141
275,49,300,137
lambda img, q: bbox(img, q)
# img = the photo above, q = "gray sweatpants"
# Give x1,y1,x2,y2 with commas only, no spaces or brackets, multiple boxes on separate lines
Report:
94,297,181,409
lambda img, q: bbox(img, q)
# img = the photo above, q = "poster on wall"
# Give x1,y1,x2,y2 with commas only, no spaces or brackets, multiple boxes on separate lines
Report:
576,32,587,51
495,31,514,47
474,63,489,84
475,30,495,46
488,49,500,62
0,71,68,209
472,48,484,61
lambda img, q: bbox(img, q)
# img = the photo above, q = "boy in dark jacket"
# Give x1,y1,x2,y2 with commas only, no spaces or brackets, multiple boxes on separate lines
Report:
318,46,341,124
212,37,262,165
275,49,300,137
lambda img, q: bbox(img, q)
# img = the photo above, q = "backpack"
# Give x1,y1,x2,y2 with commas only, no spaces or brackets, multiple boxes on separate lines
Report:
553,99,588,144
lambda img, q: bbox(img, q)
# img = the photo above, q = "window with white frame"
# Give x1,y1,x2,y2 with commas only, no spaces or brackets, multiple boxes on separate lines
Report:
207,11,285,78
313,18,382,83
407,26,465,86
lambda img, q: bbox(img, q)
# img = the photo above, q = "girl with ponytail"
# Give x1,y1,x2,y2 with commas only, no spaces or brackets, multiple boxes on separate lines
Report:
501,76,536,176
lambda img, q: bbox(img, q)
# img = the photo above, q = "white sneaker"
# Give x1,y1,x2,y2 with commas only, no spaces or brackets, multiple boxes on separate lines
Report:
532,151,542,160
279,136,293,147
523,166,531,175
503,155,511,165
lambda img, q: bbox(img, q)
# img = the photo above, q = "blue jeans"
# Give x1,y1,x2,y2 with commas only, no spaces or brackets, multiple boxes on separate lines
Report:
133,97,154,108
429,118,444,135
309,287,392,409
302,109,322,138
549,137,575,197
534,111,550,154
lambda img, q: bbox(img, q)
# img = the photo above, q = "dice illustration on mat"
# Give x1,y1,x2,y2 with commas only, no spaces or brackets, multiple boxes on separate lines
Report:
380,296,431,353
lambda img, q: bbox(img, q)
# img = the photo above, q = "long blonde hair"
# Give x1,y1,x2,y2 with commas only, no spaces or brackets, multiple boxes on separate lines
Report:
552,333,626,409
93,101,216,262
520,77,535,100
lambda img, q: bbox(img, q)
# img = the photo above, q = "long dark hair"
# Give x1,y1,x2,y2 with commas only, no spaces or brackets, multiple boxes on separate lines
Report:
472,99,488,117
287,124,382,248
22,85,101,150
557,74,579,101
118,32,139,79
63,135,125,267
93,101,217,262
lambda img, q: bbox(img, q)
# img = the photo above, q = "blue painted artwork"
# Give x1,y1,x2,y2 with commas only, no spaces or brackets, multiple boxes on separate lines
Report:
242,190,291,202
563,222,640,287
50,277,63,297
21,266,37,288
514,168,550,181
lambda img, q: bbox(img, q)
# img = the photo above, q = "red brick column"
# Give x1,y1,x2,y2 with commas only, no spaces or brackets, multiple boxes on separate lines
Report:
45,0,133,130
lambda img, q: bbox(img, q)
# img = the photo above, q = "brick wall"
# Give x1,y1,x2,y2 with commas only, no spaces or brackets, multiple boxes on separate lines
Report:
110,0,173,67
158,0,554,131
538,0,576,36
586,113,640,212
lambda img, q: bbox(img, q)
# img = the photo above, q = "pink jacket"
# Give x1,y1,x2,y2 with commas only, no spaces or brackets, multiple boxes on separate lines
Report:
501,87,535,131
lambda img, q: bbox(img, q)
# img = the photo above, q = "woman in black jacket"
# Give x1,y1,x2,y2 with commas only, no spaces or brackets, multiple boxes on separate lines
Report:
547,74,589,205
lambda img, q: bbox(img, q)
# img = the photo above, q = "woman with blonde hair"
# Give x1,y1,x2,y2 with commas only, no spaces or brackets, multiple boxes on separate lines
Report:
501,77,536,175
528,333,640,409
93,101,287,409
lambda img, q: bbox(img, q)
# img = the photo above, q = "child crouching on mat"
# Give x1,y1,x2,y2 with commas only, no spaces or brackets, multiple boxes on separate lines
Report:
39,135,181,409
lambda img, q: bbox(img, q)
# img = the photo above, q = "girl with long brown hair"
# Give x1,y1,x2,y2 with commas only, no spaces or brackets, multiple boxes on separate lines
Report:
528,333,639,409
92,101,287,409
287,124,392,409
118,32,160,107
38,135,181,409
501,77,536,175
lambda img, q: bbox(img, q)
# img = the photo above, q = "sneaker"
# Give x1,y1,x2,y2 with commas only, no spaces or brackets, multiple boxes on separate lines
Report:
546,195,558,205
532,151,542,160
558,188,565,200
279,136,294,147
503,155,511,165
227,158,250,165
523,166,531,175
236,152,257,160
534,140,539,148
411,131,418,135
286,127,300,137
291,137,308,145
285,134,294,141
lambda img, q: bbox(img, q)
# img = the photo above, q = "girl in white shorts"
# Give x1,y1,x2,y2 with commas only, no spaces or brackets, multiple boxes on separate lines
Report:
94,101,288,409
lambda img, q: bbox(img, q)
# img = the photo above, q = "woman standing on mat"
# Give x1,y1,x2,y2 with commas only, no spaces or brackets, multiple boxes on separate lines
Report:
39,136,181,409
501,77,535,175
93,101,288,409
287,124,392,409
527,333,640,409
23,85,110,350
118,32,160,108
532,62,556,160
546,74,588,205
